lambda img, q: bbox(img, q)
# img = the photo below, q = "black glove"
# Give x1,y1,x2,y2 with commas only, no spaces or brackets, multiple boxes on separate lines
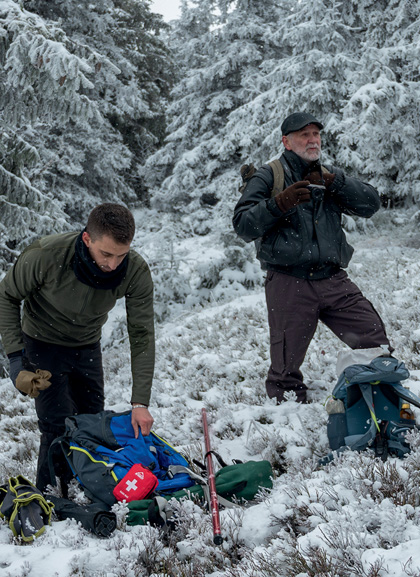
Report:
274,181,311,212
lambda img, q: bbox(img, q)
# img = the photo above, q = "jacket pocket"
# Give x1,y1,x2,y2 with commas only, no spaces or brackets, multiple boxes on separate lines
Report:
257,214,308,266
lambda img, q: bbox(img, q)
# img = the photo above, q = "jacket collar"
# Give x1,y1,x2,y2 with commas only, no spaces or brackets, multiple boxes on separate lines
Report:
72,231,129,290
283,150,312,179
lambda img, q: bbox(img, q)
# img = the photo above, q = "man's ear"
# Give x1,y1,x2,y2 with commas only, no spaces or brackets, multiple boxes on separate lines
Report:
82,231,91,247
282,135,293,151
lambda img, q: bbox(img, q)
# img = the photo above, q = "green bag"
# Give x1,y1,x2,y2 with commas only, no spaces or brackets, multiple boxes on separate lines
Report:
127,460,273,527
0,475,54,542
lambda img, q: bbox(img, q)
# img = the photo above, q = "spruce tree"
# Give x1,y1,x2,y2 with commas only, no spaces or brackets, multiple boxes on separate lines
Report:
0,0,174,271
0,1,90,269
145,0,286,224
336,0,420,202
27,0,173,200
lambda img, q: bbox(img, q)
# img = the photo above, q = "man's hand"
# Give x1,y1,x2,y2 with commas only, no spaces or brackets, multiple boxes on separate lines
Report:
131,406,154,438
305,168,336,189
275,181,311,212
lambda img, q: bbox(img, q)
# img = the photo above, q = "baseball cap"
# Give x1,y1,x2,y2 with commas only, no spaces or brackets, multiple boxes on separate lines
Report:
281,112,324,136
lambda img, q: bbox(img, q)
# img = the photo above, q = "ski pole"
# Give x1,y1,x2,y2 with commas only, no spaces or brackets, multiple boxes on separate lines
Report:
201,407,223,545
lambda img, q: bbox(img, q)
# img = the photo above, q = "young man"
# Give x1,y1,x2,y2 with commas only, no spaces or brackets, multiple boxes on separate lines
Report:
0,203,155,491
233,112,390,404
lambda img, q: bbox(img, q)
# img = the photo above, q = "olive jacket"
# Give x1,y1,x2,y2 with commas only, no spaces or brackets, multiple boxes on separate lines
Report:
233,150,381,279
0,232,155,405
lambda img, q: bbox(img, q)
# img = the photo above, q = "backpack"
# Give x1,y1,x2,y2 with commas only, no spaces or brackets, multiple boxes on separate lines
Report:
238,158,329,196
322,356,420,464
126,459,274,528
48,410,274,533
49,410,195,507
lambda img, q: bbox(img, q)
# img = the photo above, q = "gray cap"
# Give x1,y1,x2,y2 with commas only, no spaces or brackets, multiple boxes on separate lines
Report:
281,112,324,136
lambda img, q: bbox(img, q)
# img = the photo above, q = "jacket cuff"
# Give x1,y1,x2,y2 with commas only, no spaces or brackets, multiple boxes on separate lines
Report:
7,350,24,359
266,197,285,216
328,169,345,195
266,196,297,217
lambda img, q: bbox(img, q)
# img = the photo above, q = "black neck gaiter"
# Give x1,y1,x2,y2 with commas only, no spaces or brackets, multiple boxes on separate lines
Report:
73,231,129,290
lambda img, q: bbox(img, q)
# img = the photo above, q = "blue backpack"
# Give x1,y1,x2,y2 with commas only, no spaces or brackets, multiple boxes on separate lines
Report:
49,410,195,506
323,356,420,463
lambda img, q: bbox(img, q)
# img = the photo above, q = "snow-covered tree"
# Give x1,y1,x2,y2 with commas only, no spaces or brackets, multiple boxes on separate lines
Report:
146,0,420,224
144,0,286,221
0,0,173,268
240,0,364,164
26,0,173,197
0,1,94,269
336,0,420,203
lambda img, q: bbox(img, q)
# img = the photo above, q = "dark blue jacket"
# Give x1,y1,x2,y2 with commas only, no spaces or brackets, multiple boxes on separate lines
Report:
232,150,381,279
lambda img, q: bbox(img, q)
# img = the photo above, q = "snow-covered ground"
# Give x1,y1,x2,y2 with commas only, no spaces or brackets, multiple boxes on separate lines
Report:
1,207,420,576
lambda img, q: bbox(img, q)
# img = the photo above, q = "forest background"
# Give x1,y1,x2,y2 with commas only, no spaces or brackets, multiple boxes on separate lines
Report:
2,0,420,342
2,1,420,575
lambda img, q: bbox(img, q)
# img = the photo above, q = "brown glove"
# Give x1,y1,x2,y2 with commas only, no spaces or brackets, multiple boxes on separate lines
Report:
15,369,52,398
275,181,311,212
305,169,336,189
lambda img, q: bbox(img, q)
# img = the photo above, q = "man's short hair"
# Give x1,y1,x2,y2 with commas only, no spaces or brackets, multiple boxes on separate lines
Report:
86,203,135,244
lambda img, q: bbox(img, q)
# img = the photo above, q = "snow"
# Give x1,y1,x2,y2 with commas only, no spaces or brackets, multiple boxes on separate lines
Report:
1,206,420,576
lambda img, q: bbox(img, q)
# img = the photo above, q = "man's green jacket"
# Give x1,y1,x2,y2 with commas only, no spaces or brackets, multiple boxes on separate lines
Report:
0,232,155,405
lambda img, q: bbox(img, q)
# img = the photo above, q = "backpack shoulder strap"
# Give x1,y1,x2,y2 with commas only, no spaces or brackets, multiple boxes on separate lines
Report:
344,383,379,450
267,159,285,197
267,160,328,198
390,383,420,409
48,435,72,488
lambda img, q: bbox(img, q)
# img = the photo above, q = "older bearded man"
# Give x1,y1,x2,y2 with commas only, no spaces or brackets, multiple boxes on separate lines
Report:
233,112,390,404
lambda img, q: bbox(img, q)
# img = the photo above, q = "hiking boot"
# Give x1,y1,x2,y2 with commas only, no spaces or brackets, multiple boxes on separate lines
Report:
266,381,308,404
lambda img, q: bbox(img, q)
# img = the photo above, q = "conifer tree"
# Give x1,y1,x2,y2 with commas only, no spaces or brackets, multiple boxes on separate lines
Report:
225,0,366,166
145,0,285,223
0,0,173,269
27,0,173,197
336,0,420,202
0,0,92,269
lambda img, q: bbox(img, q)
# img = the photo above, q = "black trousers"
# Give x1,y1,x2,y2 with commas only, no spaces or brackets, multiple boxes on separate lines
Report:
265,270,390,403
23,334,105,492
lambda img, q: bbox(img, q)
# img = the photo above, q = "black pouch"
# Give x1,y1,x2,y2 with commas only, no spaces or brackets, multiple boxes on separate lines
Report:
48,495,117,538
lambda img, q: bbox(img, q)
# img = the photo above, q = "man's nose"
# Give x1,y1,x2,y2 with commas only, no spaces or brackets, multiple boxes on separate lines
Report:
108,257,119,270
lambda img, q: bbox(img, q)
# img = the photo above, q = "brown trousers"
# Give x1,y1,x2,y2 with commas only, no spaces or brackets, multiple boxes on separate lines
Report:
265,270,389,403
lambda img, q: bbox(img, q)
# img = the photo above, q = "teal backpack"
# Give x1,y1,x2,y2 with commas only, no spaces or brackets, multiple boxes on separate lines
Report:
323,356,420,464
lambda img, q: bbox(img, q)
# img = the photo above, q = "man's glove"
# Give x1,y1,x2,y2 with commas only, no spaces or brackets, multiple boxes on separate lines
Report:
274,181,311,213
8,354,24,387
304,168,336,190
15,370,52,398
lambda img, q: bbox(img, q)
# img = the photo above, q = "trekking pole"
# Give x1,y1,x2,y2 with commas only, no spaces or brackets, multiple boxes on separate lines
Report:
201,407,223,545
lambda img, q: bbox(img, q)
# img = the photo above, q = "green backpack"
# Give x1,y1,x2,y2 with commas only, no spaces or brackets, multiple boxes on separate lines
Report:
127,460,273,528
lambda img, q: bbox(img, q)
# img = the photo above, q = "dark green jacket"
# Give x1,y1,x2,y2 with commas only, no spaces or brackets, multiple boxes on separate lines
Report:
0,232,155,405
233,150,381,279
